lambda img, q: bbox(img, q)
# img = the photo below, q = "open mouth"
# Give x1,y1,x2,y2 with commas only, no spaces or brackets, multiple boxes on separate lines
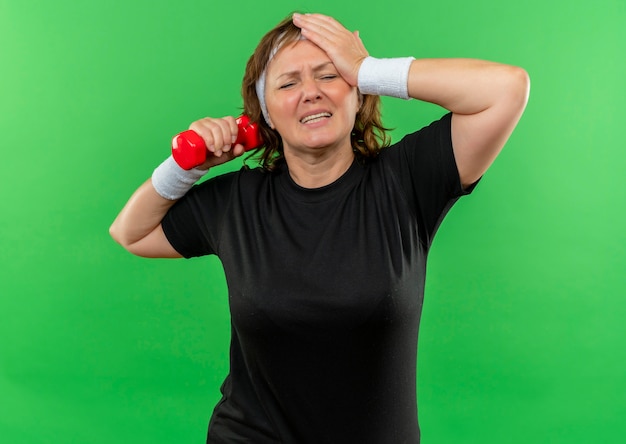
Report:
300,112,332,124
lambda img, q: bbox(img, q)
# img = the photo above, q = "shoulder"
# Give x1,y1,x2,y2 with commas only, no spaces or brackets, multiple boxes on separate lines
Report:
185,164,286,210
395,113,452,151
195,165,269,192
376,113,471,198
375,113,453,169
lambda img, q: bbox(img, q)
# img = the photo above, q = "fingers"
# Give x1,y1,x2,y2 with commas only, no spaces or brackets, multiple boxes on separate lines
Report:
189,116,238,158
293,13,365,50
293,13,347,48
187,116,247,169
293,13,343,35
293,13,368,85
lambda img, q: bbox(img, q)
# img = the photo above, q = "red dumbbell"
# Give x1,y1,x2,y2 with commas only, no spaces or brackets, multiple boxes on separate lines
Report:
172,115,263,170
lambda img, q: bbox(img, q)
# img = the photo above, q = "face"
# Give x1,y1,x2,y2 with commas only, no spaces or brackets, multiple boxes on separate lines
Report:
263,39,360,155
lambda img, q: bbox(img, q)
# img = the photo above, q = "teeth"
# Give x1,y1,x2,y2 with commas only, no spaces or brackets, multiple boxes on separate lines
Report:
300,112,332,124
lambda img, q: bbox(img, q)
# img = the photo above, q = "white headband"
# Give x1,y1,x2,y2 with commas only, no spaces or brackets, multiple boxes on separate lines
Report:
255,34,306,126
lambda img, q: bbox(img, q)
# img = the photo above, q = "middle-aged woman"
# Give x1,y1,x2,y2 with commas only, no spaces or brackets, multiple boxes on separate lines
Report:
110,12,530,444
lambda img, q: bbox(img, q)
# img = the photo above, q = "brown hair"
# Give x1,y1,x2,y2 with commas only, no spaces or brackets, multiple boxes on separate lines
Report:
241,14,390,170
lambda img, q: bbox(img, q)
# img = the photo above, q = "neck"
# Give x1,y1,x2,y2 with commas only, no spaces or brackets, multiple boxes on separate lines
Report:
284,145,355,189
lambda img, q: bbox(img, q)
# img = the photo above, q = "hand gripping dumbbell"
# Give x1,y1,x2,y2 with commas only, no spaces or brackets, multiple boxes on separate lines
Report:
172,115,263,170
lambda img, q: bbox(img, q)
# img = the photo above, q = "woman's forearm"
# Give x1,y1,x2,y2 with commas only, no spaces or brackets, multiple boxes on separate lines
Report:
407,58,529,115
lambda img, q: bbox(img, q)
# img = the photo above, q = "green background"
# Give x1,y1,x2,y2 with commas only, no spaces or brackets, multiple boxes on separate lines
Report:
1,0,624,442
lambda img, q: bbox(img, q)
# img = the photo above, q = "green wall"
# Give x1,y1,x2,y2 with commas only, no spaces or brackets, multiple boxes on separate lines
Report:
1,0,624,442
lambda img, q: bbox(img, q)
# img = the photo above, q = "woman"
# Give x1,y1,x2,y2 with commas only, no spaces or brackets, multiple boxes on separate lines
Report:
110,12,529,444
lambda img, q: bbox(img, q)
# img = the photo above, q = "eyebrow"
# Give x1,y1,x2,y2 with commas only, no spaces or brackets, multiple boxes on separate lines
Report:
275,61,335,80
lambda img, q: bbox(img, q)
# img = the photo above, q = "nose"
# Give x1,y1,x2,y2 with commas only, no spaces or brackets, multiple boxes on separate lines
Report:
301,77,322,103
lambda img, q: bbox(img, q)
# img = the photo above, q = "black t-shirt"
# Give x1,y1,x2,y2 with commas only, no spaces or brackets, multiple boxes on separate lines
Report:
162,113,474,443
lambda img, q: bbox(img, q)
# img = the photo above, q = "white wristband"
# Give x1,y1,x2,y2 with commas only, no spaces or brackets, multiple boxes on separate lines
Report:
357,56,415,99
151,156,208,200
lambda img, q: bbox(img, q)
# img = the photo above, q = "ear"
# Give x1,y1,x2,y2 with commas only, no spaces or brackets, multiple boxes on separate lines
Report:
268,115,275,129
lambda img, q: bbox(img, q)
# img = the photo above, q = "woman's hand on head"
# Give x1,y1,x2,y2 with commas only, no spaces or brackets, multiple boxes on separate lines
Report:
188,116,246,169
292,13,368,87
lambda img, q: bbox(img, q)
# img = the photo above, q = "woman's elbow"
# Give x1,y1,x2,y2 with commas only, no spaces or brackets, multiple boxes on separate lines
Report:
508,65,531,110
109,222,132,252
109,223,181,259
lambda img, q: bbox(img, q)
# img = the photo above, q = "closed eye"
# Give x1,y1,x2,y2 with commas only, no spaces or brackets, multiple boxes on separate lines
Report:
277,73,337,89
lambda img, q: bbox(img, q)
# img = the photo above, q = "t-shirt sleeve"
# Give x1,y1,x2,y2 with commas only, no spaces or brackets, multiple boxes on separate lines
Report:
383,112,478,247
161,171,238,258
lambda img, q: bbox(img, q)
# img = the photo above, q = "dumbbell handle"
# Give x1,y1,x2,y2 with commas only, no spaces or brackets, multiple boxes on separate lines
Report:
172,115,262,170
